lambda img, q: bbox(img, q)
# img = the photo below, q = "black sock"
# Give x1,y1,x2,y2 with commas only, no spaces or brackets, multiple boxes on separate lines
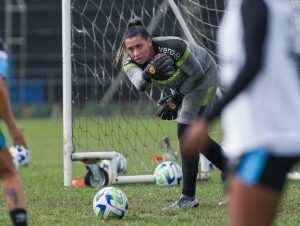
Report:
202,138,224,171
10,208,27,226
181,153,199,196
178,123,199,197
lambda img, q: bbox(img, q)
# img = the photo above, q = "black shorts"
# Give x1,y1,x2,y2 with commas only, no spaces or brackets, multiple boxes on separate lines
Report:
228,150,300,193
0,131,6,150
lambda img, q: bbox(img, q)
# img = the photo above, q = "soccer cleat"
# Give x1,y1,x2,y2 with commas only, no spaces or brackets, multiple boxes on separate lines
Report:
163,196,200,210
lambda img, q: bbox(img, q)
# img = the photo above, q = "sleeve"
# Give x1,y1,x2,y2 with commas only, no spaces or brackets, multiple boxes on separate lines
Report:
123,62,150,92
177,47,205,95
204,0,268,121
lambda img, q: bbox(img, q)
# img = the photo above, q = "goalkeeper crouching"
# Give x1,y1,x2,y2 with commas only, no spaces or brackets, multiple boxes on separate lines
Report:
115,17,226,209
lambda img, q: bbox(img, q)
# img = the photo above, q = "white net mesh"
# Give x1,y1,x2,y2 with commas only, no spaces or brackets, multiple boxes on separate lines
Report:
70,0,299,177
177,0,226,60
70,0,226,175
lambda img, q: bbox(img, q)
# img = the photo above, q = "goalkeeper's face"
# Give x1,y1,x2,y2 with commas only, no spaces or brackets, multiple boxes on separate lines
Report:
125,35,153,64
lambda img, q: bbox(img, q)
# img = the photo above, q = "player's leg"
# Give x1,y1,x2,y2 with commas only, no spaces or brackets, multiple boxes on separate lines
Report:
0,132,27,226
163,91,205,209
162,122,200,209
198,95,229,205
228,151,299,226
165,88,224,209
178,123,200,198
198,81,229,205
229,176,280,226
178,123,224,195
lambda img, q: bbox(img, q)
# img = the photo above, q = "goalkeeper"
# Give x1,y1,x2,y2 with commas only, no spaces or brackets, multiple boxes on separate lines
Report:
116,18,226,209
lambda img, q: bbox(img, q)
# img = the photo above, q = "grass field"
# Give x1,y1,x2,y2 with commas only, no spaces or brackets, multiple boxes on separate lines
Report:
0,118,299,226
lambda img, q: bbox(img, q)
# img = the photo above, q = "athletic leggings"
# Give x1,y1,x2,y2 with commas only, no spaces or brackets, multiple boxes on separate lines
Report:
178,123,224,197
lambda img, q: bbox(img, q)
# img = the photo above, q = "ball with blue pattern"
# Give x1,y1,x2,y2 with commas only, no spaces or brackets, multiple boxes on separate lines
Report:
99,160,110,172
154,161,182,186
93,187,128,220
100,153,127,174
9,145,31,167
115,153,127,174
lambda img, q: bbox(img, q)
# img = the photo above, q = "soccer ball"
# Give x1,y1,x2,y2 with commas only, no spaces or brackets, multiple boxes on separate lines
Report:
116,153,127,174
100,153,127,174
93,187,128,220
9,146,31,167
154,161,182,186
99,160,110,172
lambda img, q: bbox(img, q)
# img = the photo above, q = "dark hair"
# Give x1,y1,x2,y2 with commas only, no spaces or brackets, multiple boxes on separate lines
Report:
125,18,149,40
114,18,151,65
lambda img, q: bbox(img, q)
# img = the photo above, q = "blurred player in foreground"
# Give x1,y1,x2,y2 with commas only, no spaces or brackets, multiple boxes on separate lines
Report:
115,17,225,209
182,0,300,225
0,37,28,226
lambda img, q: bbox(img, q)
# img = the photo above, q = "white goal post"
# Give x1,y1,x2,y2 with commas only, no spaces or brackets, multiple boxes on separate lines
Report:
62,0,300,186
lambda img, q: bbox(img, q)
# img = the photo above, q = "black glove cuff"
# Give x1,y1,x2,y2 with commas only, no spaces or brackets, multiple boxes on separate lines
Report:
172,92,184,103
142,72,152,82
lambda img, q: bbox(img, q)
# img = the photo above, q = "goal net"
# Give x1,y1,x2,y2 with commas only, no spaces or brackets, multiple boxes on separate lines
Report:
62,0,226,186
63,0,299,186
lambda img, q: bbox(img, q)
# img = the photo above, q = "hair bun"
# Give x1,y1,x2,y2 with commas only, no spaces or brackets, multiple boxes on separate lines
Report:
127,18,143,28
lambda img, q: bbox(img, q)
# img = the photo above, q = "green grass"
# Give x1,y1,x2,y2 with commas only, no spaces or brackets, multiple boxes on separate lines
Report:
0,118,299,226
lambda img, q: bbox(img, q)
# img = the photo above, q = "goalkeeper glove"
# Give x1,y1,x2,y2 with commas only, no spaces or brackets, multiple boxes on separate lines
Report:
143,53,175,82
156,93,184,120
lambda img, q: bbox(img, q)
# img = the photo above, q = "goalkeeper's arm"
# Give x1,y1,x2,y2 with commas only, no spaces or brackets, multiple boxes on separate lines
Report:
123,53,175,92
123,66,150,92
